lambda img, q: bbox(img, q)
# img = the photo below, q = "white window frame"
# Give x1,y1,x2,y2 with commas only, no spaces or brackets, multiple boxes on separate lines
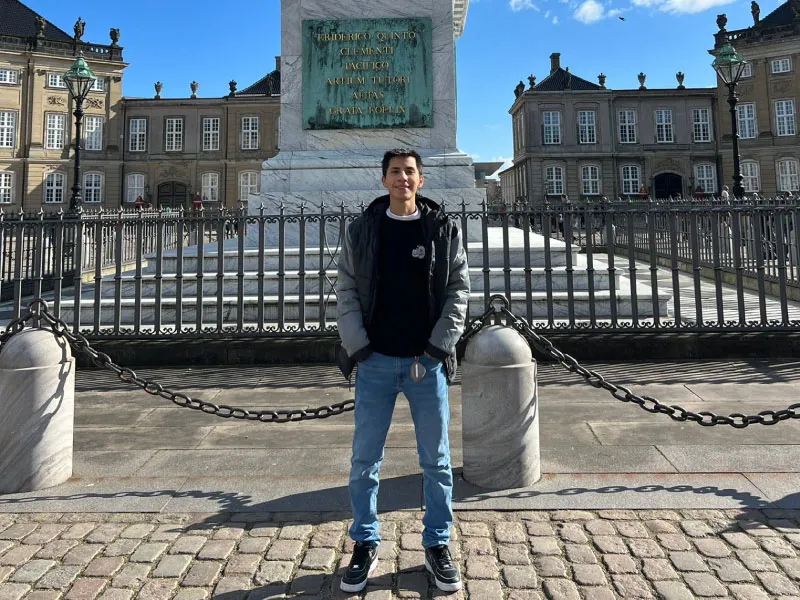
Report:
775,100,796,137
0,111,15,148
741,161,760,193
126,173,146,204
0,69,19,84
165,117,184,152
581,165,600,196
778,159,800,192
202,117,220,151
0,171,13,204
543,111,561,145
44,113,65,149
240,116,259,150
737,103,757,139
90,78,105,92
128,118,146,152
83,172,103,203
618,110,637,144
84,115,104,151
740,63,753,79
201,172,220,203
238,171,260,201
655,109,674,143
692,108,712,143
44,172,65,204
47,73,66,88
621,165,640,195
545,166,564,195
771,58,792,74
578,110,597,145
694,164,717,195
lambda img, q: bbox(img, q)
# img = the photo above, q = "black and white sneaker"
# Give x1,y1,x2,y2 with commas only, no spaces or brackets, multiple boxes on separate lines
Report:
425,544,462,592
340,541,379,593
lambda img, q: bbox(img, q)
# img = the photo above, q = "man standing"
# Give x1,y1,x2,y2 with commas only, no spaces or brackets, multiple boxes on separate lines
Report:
336,148,470,593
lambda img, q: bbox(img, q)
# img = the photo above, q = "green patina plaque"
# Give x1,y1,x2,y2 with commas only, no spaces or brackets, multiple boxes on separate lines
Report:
302,17,433,130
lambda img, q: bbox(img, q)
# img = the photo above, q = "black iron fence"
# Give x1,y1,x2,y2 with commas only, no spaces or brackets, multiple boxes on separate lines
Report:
1,199,799,338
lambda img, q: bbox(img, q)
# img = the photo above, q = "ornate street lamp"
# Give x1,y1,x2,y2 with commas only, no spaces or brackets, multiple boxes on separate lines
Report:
63,53,97,212
712,42,748,199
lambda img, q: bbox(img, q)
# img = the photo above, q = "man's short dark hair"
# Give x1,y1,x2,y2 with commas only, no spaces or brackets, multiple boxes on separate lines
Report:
382,148,423,177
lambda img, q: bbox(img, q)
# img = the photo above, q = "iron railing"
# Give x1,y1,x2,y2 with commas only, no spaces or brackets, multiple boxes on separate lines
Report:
1,199,799,338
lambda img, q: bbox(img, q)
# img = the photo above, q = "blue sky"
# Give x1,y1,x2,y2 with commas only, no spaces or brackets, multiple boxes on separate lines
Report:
25,0,784,174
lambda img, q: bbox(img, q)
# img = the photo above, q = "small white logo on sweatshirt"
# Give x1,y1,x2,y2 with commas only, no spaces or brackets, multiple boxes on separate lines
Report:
412,245,426,259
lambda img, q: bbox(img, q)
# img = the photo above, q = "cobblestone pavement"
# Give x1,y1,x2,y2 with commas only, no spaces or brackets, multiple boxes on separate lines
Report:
1,510,800,600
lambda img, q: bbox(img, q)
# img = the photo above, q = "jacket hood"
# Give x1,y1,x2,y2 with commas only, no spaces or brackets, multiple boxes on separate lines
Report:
365,194,445,220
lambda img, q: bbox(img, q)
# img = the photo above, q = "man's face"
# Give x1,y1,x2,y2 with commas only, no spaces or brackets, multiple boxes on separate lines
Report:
382,156,423,202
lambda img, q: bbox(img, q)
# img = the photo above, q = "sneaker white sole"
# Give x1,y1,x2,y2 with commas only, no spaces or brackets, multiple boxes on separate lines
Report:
425,557,463,592
340,554,379,593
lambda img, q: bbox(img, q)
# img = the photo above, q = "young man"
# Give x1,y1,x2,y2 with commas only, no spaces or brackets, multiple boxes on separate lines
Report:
336,149,470,593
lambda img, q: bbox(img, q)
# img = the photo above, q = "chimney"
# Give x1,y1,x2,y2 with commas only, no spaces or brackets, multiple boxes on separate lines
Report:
550,53,561,74
275,56,281,71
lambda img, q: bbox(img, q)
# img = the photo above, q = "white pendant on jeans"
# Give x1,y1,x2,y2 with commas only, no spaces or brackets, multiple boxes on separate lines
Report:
410,357,426,383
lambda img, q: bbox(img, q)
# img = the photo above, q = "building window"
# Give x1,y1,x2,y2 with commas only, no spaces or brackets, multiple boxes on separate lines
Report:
0,69,18,84
239,171,260,200
740,63,753,78
621,165,640,195
771,58,792,74
618,110,637,144
741,161,760,193
83,172,103,203
545,166,564,195
201,172,220,202
240,116,259,150
44,172,65,203
202,117,220,151
0,111,15,148
0,172,13,203
47,73,66,88
578,110,597,144
90,78,105,92
736,103,757,139
126,173,146,204
84,115,104,151
692,108,711,143
655,109,673,143
775,100,796,136
542,111,561,145
581,165,600,195
44,113,65,149
165,117,183,152
694,164,716,194
129,118,146,152
778,159,800,192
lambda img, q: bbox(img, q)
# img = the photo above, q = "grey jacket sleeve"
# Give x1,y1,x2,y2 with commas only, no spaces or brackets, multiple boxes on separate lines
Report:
336,222,371,358
427,225,470,357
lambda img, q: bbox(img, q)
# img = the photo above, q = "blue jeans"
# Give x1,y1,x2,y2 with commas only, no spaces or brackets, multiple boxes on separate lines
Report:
348,352,453,548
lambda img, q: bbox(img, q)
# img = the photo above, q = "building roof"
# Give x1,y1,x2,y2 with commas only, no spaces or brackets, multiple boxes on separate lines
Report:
474,162,504,180
534,68,603,92
236,70,281,96
0,0,73,41
756,0,798,29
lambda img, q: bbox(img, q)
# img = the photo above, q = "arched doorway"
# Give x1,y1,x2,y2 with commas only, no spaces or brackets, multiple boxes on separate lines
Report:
157,181,188,209
653,173,683,199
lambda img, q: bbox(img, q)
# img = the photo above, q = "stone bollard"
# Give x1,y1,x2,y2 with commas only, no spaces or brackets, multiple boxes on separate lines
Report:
0,328,75,493
461,324,540,489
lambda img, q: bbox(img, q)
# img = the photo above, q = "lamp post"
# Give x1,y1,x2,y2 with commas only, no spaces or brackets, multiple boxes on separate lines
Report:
63,53,97,212
712,42,748,199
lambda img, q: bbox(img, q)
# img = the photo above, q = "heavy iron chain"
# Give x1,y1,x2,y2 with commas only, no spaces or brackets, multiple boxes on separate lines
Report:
0,300,354,423
466,295,800,428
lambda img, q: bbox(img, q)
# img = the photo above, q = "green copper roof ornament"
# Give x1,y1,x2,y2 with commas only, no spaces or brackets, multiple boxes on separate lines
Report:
712,42,748,85
63,52,97,101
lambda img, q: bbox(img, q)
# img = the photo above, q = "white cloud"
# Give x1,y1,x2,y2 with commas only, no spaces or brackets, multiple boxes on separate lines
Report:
510,0,540,11
574,0,607,23
632,0,736,13
553,15,559,23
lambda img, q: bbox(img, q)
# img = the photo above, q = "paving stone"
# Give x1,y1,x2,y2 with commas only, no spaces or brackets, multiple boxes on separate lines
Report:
233,537,268,555
61,525,97,541
376,542,397,560
400,533,423,550
728,583,771,600
63,544,104,566
0,545,41,566
99,589,134,600
496,522,527,544
695,538,732,558
398,551,425,572
222,554,260,577
652,581,695,600
212,576,250,599
526,522,555,537
503,565,538,589
459,523,489,537
0,583,30,600
553,511,595,522
579,588,616,600
722,532,759,549
756,571,800,595
308,530,341,548
397,571,428,598
289,570,326,596
86,525,126,545
254,561,293,585
168,536,207,555
684,572,729,596
377,522,397,541
565,544,597,565
627,539,664,558
65,578,108,600
465,556,498,579
466,580,503,599
149,525,182,542
612,574,653,598
738,522,779,536
584,520,616,536
0,542,12,558
642,558,679,580
265,540,303,562
556,524,588,544
0,567,11,584
26,592,63,600
111,564,151,589
529,537,561,556
181,562,222,588
572,564,607,586
23,526,66,546
657,534,692,551
603,554,637,574
152,554,193,578
0,525,37,541
301,548,336,571
171,589,208,600
10,560,56,584
507,591,544,600
777,557,800,580
278,524,312,541
497,544,530,565
670,551,710,572
249,525,278,538
534,556,567,578
461,537,493,556
643,520,678,534
137,579,178,600
34,565,82,590
542,578,580,600
118,524,154,540
103,540,140,558
736,549,779,572
129,543,168,564
83,557,125,578
759,537,797,557
599,511,638,521
615,522,650,539
35,540,78,560
707,557,754,583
